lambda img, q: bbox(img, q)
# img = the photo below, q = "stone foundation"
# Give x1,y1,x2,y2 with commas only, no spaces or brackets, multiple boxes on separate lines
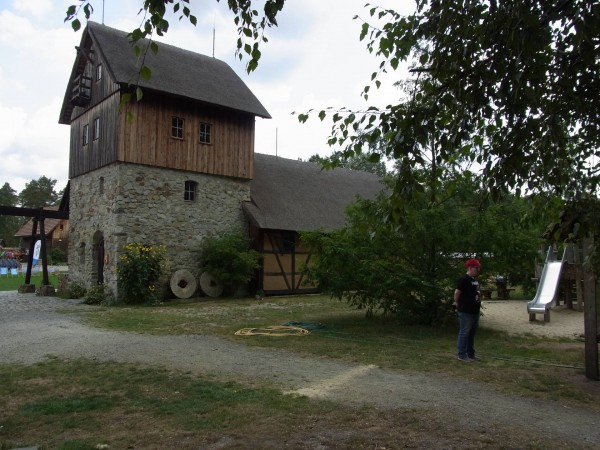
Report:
68,162,250,300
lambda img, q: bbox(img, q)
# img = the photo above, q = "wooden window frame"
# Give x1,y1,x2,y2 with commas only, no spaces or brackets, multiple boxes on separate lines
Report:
82,124,89,146
96,64,102,82
184,180,197,201
93,117,101,141
199,122,212,144
171,117,184,139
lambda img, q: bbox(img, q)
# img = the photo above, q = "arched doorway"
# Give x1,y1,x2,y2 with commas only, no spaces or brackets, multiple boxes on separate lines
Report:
92,231,104,284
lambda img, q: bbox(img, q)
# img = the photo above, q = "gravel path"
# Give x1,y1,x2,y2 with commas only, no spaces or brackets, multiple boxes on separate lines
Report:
1,292,598,447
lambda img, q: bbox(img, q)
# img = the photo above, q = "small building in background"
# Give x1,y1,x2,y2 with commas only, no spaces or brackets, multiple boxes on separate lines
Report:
14,206,69,262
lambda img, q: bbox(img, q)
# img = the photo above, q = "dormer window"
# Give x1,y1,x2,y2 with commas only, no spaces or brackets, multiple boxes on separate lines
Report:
96,64,102,82
199,122,212,144
171,117,184,139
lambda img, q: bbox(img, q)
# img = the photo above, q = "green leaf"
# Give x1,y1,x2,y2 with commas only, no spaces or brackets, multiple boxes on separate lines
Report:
71,19,81,32
136,86,144,101
83,3,93,19
140,66,152,81
65,5,76,20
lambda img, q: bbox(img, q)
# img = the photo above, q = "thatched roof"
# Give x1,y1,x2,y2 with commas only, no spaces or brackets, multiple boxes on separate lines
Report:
244,154,385,232
59,22,270,124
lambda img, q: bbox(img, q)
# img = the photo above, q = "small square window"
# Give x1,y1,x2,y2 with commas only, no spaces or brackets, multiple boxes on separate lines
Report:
96,64,102,82
199,122,212,144
172,117,184,139
184,180,197,201
82,124,89,146
93,117,101,140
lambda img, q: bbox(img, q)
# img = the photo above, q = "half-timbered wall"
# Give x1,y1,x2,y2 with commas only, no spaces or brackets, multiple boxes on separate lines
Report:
118,92,255,180
254,228,318,295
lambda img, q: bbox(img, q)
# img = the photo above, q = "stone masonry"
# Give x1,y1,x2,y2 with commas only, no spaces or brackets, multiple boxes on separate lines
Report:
68,162,250,299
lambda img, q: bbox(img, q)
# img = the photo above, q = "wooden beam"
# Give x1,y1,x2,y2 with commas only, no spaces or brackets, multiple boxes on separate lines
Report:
0,206,69,220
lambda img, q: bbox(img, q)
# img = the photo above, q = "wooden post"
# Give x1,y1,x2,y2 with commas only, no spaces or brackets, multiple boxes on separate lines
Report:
575,242,585,311
24,218,38,285
38,218,51,287
582,237,599,381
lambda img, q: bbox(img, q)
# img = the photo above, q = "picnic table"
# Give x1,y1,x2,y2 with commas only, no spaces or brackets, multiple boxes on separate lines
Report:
480,287,515,300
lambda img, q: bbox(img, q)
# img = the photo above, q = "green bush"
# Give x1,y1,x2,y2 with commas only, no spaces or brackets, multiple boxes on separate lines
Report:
49,248,67,264
83,284,114,305
67,282,87,299
117,243,166,304
199,232,261,291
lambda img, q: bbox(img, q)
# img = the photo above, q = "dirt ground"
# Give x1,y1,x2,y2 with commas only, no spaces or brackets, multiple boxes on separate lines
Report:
480,299,585,339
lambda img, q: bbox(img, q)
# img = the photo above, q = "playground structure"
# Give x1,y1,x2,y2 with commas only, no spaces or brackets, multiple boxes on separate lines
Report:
527,244,585,322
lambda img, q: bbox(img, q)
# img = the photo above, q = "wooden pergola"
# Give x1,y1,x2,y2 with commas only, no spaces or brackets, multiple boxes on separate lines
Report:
0,206,69,290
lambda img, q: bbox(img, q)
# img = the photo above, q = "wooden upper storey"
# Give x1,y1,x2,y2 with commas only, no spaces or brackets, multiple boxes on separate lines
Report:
60,22,270,180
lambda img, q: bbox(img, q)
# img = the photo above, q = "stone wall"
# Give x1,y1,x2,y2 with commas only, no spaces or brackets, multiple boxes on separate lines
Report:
69,162,250,299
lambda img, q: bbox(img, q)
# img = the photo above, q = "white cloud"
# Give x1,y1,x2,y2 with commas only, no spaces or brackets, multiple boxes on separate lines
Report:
11,0,53,18
0,104,27,152
0,0,415,193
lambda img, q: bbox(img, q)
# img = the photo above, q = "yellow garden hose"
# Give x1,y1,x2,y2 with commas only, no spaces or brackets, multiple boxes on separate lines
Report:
234,325,310,336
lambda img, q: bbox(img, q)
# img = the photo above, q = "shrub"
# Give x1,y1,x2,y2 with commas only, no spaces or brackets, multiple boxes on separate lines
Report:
83,284,114,305
67,282,87,299
117,243,166,304
199,232,261,292
49,248,67,264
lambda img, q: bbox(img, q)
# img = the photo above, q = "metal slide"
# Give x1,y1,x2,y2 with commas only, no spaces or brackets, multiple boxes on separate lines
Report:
527,247,565,316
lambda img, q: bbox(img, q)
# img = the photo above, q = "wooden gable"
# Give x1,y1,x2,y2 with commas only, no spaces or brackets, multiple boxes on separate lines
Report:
59,22,270,181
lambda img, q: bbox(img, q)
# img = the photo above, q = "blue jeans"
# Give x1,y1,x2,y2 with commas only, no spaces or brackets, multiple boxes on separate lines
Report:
457,312,479,358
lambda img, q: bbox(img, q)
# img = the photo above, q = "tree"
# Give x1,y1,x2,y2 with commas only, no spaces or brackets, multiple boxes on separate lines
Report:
297,0,599,269
0,183,21,246
360,1,597,195
302,177,552,323
199,231,262,294
308,151,388,177
18,176,60,208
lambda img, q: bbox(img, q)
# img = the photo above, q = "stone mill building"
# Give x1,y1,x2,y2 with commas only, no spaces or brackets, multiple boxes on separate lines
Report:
59,22,383,299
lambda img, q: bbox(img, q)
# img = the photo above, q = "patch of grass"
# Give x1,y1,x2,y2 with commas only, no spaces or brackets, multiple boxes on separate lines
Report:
73,294,600,412
0,272,64,292
0,358,582,450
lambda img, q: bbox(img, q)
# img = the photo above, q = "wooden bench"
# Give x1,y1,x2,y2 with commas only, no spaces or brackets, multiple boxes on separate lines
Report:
480,288,493,299
497,287,516,299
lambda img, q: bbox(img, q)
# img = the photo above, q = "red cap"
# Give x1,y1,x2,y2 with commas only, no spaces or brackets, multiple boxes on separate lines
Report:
465,258,481,268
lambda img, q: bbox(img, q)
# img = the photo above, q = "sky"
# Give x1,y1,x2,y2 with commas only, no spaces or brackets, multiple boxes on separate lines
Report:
0,0,416,195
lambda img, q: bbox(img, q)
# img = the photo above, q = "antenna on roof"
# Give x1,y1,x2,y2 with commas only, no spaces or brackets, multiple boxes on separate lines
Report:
276,128,278,157
102,0,105,24
212,14,216,57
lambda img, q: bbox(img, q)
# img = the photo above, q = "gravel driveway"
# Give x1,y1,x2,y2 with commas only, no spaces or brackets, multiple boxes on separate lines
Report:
1,291,598,447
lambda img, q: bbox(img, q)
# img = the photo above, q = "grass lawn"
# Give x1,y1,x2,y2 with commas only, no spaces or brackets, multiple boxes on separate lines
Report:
77,294,596,409
0,273,63,292
1,293,597,450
